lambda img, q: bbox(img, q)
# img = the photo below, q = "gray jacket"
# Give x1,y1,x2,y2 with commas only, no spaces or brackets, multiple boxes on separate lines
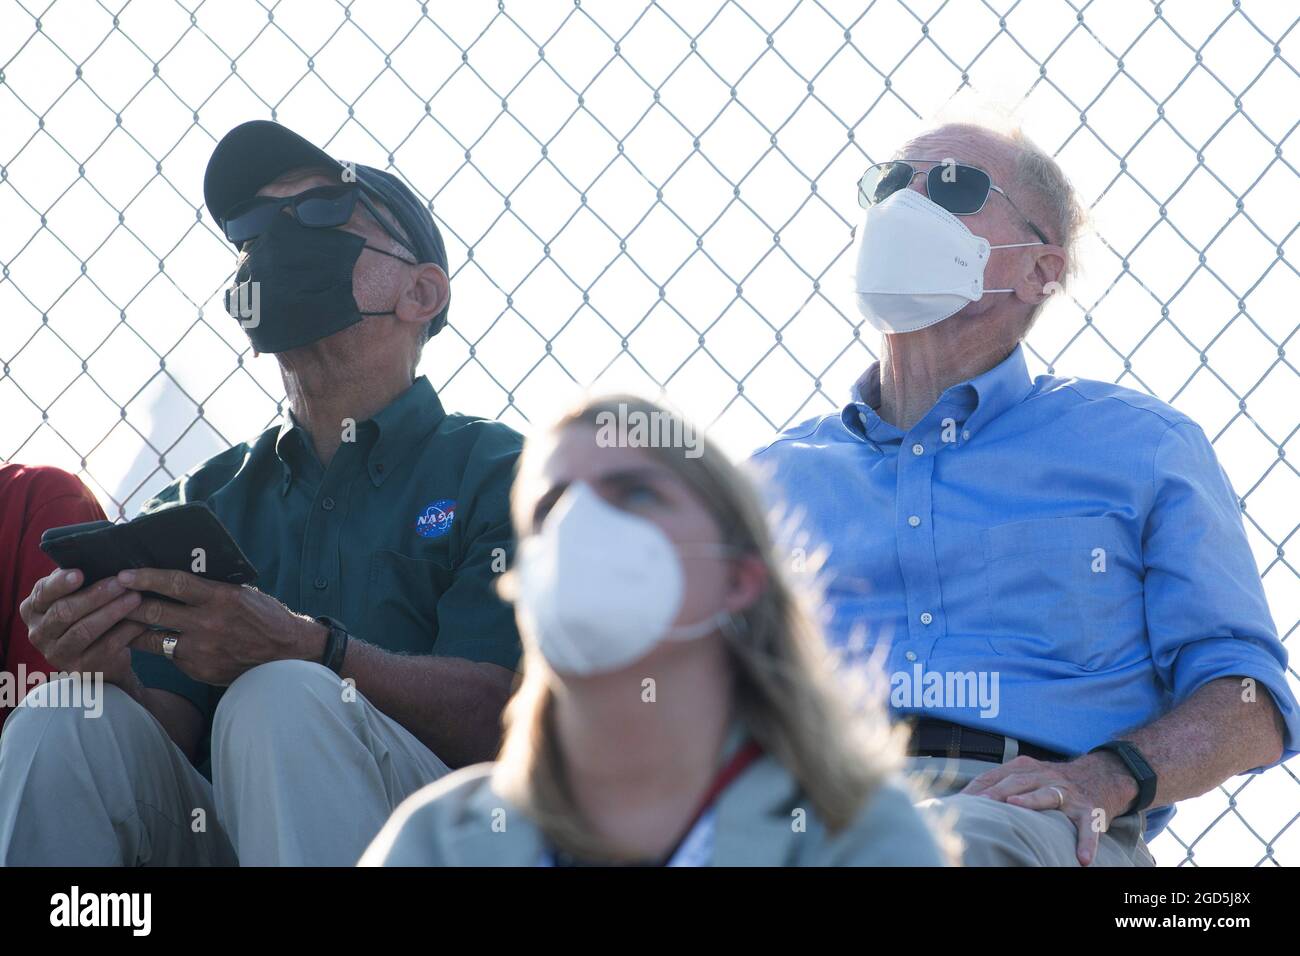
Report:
361,753,949,867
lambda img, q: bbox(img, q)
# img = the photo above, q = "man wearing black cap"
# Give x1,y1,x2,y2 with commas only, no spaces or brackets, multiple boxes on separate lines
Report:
0,121,523,865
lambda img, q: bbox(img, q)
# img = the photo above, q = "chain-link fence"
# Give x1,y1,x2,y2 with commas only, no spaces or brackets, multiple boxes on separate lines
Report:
1,0,1296,865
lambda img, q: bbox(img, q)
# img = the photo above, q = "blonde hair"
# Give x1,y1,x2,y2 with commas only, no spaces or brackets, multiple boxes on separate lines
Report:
492,394,905,861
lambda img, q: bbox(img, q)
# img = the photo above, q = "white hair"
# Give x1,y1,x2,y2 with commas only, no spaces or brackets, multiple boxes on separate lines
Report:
910,98,1088,328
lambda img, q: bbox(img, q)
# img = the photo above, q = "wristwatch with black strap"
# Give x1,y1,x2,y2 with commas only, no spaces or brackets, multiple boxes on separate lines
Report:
314,615,351,676
1088,740,1157,816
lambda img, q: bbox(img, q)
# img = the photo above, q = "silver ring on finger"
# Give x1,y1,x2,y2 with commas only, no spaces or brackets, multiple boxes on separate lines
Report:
162,634,179,660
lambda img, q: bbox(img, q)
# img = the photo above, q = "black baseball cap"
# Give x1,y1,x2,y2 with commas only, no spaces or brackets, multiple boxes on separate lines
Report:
203,120,450,337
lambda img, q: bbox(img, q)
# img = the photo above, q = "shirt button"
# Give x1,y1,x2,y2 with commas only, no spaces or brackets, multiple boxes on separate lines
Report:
912,443,924,456
322,497,335,511
962,430,971,441
908,515,921,527
905,650,918,662
314,577,328,590
858,411,869,425
920,611,933,625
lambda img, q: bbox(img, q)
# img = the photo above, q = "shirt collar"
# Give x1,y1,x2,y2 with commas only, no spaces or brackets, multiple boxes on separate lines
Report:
841,344,1033,443
274,376,447,490
367,376,446,486
841,361,902,446
960,344,1033,437
274,413,312,494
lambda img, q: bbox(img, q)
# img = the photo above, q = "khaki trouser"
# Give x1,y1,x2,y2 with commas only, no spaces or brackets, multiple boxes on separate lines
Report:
0,659,450,866
906,755,1156,867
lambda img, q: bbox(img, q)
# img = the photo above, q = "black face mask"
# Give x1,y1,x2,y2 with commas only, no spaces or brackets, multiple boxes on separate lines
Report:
222,212,414,354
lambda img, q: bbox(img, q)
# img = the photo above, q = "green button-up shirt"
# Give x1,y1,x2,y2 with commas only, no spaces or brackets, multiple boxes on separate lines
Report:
131,376,523,774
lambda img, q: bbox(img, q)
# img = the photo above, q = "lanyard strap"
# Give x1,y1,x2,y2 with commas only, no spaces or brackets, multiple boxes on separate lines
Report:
548,739,764,868
658,739,764,865
696,739,764,815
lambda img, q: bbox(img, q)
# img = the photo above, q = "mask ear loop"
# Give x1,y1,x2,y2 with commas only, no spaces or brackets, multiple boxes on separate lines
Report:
982,240,1047,295
718,610,749,641
666,542,755,642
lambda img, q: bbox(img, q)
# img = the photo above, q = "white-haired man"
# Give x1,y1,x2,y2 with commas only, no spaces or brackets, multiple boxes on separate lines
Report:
753,123,1296,866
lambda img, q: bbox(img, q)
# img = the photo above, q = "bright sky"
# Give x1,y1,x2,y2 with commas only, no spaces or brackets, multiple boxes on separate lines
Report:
1,0,1296,865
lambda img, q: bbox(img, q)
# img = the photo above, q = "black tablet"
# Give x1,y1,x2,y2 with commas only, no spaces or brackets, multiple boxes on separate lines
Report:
40,502,258,589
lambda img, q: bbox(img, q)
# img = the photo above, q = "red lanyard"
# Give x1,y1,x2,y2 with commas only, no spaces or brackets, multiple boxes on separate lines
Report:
665,738,764,861
697,739,764,814
552,740,764,867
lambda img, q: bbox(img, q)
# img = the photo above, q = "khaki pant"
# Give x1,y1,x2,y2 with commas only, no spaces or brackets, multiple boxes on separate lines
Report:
906,756,1156,867
0,660,449,866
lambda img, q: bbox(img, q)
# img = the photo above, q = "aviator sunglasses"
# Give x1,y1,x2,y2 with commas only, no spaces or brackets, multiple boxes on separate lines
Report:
857,159,1051,244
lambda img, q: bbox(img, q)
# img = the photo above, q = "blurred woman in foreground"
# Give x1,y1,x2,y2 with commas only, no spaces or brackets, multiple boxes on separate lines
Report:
362,394,950,866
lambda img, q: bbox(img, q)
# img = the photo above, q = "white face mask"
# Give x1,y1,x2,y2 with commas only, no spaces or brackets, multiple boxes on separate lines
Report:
514,482,730,676
853,188,1043,334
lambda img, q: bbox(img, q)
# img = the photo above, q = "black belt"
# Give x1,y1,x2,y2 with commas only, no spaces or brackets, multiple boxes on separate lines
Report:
907,718,1070,763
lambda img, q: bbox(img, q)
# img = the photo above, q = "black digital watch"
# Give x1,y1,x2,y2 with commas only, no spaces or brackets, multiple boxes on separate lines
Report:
1088,740,1158,815
314,616,351,676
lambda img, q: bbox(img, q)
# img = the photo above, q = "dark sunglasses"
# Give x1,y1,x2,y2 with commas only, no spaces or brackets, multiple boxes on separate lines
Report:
857,159,1050,245
221,183,417,256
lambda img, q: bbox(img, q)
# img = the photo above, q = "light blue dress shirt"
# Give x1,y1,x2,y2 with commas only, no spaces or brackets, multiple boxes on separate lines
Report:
750,344,1298,840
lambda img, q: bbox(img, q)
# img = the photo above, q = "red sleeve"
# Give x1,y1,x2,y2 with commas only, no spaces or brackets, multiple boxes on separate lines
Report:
0,467,107,732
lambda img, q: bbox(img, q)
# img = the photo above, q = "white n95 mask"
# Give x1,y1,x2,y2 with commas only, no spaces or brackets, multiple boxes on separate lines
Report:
853,188,1042,334
514,482,729,676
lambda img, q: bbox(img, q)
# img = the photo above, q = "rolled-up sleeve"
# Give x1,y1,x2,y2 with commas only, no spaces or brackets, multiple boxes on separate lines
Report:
1144,420,1298,769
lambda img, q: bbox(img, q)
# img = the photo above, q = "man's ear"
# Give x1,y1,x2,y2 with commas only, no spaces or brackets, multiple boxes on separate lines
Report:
395,263,450,327
1016,245,1067,305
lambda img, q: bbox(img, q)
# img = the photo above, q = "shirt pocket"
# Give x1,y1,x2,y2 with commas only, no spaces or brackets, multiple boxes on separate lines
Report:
981,515,1143,672
365,550,449,654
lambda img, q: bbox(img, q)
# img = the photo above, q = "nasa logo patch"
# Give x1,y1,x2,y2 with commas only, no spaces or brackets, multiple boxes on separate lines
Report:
415,499,457,539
